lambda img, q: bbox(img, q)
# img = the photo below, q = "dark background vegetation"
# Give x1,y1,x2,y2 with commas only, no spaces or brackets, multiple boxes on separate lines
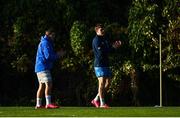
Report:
0,0,179,106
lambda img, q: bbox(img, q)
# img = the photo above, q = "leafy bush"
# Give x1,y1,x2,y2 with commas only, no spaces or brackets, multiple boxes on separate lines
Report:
128,0,180,105
70,21,88,58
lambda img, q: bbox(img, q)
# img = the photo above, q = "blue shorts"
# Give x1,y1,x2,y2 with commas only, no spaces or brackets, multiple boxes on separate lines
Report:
94,67,112,78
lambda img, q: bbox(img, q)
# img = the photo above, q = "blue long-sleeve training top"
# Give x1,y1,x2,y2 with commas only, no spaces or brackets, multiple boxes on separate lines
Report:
92,35,113,67
35,35,59,73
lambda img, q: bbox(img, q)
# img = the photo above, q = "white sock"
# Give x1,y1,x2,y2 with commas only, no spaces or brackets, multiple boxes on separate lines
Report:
46,95,51,105
94,94,99,101
36,98,42,107
100,98,105,106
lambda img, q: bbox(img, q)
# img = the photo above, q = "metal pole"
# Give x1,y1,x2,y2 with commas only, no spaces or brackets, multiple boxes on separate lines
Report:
159,34,162,107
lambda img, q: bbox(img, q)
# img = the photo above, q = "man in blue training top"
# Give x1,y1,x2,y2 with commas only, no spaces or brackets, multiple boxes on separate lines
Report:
35,29,65,109
91,24,121,108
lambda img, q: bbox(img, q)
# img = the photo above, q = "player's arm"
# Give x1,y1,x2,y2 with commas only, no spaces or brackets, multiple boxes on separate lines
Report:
107,39,121,53
112,40,121,49
93,38,103,58
42,42,59,61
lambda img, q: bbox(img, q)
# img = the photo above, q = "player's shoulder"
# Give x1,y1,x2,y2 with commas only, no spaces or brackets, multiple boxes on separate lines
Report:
93,35,100,42
41,39,49,45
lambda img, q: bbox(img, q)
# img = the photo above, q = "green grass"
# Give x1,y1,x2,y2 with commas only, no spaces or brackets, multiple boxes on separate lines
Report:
0,107,180,117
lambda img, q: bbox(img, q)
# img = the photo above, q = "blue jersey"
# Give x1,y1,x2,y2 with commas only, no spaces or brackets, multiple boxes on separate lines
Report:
35,35,59,73
92,35,113,67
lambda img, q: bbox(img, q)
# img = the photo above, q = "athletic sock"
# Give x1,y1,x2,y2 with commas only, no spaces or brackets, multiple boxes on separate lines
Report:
100,97,105,106
94,94,99,101
45,95,51,105
36,98,42,107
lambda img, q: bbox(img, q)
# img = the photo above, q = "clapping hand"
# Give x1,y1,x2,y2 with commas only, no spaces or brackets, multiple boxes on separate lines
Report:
112,40,121,48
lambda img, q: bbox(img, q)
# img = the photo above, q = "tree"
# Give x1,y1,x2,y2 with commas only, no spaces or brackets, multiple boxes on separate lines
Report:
128,0,180,105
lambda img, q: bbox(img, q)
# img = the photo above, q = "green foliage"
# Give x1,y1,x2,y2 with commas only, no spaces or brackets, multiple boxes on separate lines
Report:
129,0,177,64
61,57,80,72
128,0,159,53
128,0,179,74
122,60,135,75
104,23,132,105
11,54,31,73
128,0,180,106
110,65,123,99
70,21,88,58
9,16,38,73
0,0,132,107
161,0,180,81
1,0,179,106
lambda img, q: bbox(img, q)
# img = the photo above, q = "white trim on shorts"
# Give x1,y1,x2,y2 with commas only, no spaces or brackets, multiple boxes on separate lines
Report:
36,70,52,83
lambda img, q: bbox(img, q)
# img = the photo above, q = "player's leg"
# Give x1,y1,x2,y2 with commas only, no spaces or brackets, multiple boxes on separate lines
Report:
101,77,111,108
45,82,52,106
91,67,101,107
45,82,59,108
94,93,99,101
35,71,46,109
44,70,59,108
105,67,112,91
99,67,111,108
91,92,100,107
92,67,109,108
98,77,106,107
36,82,45,108
92,77,105,108
105,77,111,91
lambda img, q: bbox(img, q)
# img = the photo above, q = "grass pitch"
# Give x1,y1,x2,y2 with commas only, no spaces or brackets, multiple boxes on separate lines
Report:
0,107,180,117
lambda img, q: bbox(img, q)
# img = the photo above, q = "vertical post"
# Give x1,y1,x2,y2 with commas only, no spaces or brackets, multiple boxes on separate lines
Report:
159,34,162,107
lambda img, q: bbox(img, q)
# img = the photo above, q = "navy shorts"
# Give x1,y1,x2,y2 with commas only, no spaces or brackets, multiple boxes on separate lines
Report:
94,67,112,78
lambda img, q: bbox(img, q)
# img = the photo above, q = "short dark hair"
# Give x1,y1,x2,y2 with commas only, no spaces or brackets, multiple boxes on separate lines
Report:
95,24,104,32
45,28,54,34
